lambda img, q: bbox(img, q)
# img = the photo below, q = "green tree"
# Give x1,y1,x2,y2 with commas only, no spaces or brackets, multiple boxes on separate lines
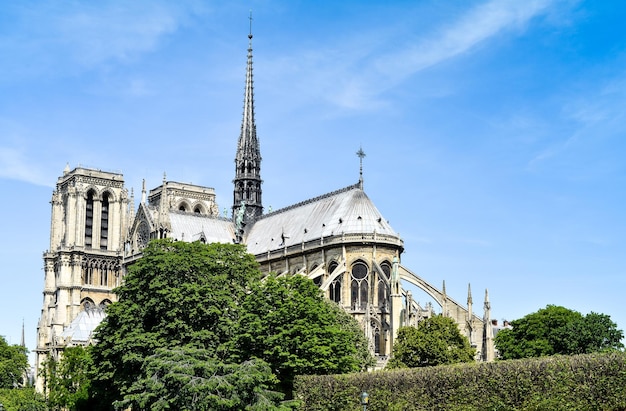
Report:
387,316,475,368
0,388,46,411
119,346,286,411
90,240,275,409
495,305,624,360
231,274,374,395
0,335,28,389
42,346,92,411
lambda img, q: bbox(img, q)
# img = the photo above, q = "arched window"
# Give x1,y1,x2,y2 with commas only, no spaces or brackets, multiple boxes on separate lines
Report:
85,190,95,248
328,261,341,303
310,264,322,287
100,264,108,286
194,206,202,214
351,261,369,310
378,262,391,309
84,265,93,285
82,298,95,310
100,192,110,250
372,320,382,354
99,299,112,309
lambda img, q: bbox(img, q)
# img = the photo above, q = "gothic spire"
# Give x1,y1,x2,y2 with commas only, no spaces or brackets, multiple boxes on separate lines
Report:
233,12,263,226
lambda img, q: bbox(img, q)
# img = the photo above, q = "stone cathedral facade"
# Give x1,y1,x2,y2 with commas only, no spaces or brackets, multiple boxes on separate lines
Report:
35,31,495,389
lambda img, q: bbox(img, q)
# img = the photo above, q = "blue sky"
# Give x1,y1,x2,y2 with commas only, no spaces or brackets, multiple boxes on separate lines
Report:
1,0,625,358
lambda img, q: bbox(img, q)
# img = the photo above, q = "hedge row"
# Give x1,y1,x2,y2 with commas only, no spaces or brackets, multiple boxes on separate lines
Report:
293,352,626,411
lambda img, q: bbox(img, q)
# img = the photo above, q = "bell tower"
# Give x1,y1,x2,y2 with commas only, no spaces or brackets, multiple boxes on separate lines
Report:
35,165,128,390
233,14,263,231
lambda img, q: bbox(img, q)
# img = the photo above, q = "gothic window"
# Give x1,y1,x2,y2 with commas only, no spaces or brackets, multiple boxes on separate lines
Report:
137,222,150,249
101,265,108,286
100,192,110,250
82,298,95,310
351,261,369,310
194,206,201,214
84,265,93,285
85,190,95,248
328,261,341,303
99,299,112,309
378,262,391,309
372,320,382,354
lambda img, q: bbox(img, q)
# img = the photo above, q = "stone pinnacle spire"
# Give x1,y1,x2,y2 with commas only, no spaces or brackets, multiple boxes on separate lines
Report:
233,11,263,227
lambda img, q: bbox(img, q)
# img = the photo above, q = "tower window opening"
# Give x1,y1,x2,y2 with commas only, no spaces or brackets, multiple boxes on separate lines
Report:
100,193,110,250
85,191,94,248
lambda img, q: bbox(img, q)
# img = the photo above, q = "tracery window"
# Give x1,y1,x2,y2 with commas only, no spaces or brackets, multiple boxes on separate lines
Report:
378,262,391,309
328,261,342,303
351,261,369,310
100,192,109,250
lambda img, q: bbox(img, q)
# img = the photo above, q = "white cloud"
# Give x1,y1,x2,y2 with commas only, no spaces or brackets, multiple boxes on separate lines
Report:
0,146,50,187
272,0,564,110
1,1,208,76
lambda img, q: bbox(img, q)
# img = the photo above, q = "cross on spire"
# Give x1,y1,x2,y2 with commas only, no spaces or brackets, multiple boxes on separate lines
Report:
356,146,366,188
249,10,253,39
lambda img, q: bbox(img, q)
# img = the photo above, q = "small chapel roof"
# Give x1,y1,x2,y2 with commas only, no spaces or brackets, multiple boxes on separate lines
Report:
60,307,106,345
168,211,236,244
245,183,400,255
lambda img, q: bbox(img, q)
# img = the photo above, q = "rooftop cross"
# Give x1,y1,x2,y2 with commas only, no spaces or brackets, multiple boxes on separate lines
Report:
356,146,366,188
249,10,253,39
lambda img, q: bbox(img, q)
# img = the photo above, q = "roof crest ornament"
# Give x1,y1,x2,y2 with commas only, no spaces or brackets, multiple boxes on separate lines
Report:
356,146,366,189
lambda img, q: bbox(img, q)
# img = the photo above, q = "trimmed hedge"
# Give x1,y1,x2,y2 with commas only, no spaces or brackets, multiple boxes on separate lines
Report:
293,352,626,410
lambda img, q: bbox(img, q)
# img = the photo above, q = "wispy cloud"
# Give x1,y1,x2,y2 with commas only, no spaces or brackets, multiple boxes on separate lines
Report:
0,146,50,187
1,1,207,78
273,0,564,110
529,71,626,170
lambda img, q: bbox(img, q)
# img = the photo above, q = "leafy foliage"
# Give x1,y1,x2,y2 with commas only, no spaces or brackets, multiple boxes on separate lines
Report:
495,305,624,360
0,335,28,389
0,388,46,411
41,346,92,411
231,274,374,395
90,240,365,409
90,240,263,409
119,346,286,411
387,316,475,369
296,352,626,411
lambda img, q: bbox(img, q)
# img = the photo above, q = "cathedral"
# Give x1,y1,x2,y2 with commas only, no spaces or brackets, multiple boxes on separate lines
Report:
35,29,495,390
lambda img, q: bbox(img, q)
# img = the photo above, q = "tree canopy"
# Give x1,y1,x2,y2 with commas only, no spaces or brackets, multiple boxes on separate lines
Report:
495,305,624,360
119,347,284,411
90,239,371,409
0,335,28,389
387,316,475,368
0,388,46,411
231,274,374,394
90,240,263,409
41,346,92,411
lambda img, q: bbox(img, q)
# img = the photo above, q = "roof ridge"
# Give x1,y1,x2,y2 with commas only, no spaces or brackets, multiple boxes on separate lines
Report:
169,210,233,222
258,182,361,220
